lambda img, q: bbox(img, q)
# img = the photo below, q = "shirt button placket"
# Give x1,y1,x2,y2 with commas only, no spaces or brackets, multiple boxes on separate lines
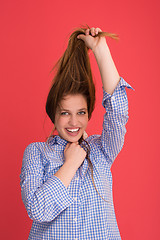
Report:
73,171,80,240
73,197,78,223
73,213,78,240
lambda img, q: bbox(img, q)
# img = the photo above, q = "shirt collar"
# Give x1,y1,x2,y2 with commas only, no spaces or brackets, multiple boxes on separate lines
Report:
48,135,68,147
48,135,88,147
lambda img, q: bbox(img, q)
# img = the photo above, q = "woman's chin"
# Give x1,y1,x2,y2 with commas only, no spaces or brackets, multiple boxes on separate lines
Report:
66,134,83,143
67,136,81,143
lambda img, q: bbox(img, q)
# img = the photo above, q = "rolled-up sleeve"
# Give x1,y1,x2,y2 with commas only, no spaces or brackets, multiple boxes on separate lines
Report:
20,143,74,223
101,77,134,164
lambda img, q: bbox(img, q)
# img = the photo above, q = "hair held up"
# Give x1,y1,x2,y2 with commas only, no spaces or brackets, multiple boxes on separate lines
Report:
45,24,118,124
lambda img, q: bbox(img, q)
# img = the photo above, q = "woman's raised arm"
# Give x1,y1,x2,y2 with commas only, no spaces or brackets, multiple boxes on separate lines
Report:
77,27,120,94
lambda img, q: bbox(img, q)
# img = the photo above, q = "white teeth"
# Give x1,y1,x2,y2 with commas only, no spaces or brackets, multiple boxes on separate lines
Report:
67,128,79,132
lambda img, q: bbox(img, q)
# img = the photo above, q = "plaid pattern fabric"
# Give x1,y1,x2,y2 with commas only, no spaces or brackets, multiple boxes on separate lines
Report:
20,77,133,239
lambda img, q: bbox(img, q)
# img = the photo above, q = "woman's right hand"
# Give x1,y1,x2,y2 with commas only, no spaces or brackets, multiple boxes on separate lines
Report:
64,142,86,170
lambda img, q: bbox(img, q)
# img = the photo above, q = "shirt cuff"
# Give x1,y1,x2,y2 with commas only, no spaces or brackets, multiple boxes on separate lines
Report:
102,77,134,114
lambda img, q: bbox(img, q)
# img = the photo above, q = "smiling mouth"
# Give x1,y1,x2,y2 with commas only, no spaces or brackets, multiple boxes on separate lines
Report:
66,128,80,133
65,128,80,136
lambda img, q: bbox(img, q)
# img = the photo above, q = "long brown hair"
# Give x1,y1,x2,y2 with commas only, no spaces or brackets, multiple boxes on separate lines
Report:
45,24,118,202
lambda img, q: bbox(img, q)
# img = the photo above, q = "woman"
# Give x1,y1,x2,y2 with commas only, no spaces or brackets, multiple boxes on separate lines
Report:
20,25,133,239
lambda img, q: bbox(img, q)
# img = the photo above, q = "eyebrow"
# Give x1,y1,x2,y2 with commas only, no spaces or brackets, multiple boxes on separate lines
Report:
60,108,87,111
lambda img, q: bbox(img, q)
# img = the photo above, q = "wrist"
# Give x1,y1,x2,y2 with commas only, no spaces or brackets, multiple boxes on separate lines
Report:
93,42,111,64
92,41,109,55
63,161,78,173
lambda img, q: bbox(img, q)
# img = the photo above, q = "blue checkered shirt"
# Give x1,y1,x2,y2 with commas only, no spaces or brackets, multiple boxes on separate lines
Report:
20,77,133,239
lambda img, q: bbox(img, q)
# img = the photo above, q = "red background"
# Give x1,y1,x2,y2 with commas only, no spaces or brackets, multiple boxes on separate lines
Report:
1,0,160,239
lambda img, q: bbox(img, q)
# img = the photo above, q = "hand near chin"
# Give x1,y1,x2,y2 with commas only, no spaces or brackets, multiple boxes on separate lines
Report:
64,142,86,170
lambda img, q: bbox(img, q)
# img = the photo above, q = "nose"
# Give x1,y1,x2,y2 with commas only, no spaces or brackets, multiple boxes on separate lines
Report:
68,115,78,126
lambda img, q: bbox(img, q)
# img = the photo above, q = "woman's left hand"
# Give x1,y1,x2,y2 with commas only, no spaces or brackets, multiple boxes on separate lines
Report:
77,27,107,51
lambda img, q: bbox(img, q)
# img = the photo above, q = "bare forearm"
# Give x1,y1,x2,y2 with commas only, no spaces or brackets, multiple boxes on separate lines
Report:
93,43,120,95
54,162,77,188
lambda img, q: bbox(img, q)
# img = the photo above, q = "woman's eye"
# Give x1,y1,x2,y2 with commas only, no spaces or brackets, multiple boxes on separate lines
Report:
61,112,69,115
78,111,86,115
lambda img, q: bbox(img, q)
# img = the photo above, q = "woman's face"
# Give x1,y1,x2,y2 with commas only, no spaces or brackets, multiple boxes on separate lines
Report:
54,94,88,143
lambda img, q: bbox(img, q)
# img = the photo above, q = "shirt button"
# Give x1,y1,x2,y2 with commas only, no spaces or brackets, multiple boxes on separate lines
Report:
74,197,77,201
112,96,115,100
75,177,79,180
74,218,77,222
